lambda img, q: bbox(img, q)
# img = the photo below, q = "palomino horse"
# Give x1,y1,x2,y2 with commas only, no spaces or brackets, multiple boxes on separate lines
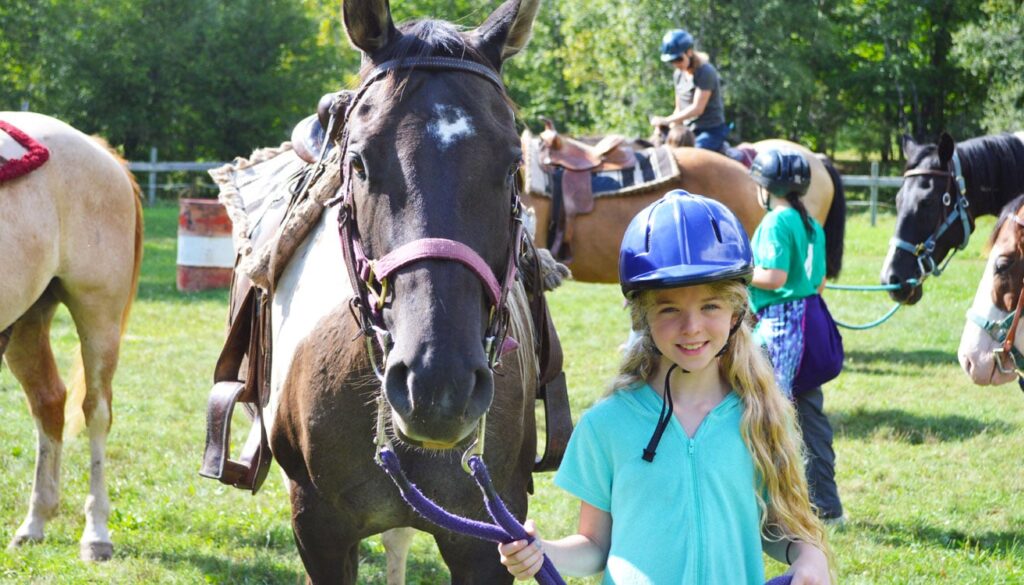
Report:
263,1,543,582
522,136,846,283
0,112,143,560
958,193,1024,387
881,132,1024,305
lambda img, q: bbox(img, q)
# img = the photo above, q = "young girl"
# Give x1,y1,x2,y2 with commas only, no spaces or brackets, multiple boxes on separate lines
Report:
748,149,845,524
499,190,833,584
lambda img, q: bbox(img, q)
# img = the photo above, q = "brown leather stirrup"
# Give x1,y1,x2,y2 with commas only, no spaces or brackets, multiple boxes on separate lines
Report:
199,286,273,493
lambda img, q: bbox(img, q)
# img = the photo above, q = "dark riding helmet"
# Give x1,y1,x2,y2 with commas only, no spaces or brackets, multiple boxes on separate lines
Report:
660,29,694,62
750,149,812,198
619,189,753,296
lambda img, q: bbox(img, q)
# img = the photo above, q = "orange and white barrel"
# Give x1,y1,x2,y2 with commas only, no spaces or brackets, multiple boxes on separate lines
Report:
176,198,235,292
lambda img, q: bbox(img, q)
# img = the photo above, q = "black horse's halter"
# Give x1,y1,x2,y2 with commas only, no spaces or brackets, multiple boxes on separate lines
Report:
890,151,971,281
323,56,526,460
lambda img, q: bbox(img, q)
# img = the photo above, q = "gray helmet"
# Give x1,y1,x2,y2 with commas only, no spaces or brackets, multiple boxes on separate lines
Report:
750,149,811,198
660,29,694,62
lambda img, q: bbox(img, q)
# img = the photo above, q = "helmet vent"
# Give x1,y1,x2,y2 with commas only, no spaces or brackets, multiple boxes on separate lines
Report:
711,218,723,243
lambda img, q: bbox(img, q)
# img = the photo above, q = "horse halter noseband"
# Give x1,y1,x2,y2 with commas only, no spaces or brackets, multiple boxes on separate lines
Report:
890,151,971,281
967,213,1024,378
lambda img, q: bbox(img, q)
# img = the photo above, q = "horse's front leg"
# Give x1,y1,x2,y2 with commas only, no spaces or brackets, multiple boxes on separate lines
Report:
435,531,516,585
290,478,361,584
5,296,64,551
383,526,415,585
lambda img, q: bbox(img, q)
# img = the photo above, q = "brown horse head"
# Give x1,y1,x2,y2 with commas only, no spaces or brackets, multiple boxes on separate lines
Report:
958,194,1024,386
341,0,538,448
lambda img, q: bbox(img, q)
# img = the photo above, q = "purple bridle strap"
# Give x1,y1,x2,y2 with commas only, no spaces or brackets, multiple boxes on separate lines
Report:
367,238,501,305
377,449,566,585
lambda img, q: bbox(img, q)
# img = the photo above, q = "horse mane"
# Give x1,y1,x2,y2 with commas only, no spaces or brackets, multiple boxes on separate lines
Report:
507,281,538,406
957,133,1024,201
987,191,1024,250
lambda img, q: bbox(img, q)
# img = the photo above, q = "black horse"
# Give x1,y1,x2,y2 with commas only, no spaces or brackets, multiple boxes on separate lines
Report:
882,131,1024,304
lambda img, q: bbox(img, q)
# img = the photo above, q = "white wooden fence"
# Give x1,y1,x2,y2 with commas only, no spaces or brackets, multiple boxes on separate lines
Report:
129,152,905,226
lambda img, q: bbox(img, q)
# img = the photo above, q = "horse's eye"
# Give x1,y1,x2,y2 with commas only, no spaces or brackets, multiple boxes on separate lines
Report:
349,154,367,180
995,257,1013,274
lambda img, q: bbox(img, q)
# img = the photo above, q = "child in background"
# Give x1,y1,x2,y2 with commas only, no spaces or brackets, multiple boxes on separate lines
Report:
499,190,832,584
748,149,845,524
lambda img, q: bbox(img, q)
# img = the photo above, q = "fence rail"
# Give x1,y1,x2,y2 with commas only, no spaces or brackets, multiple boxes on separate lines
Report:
130,155,904,225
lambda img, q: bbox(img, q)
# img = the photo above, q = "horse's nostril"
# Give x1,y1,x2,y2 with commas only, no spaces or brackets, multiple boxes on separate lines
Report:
384,362,412,417
465,367,494,419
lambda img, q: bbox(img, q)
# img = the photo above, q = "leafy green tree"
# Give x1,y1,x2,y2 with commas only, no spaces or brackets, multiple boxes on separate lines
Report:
952,0,1024,133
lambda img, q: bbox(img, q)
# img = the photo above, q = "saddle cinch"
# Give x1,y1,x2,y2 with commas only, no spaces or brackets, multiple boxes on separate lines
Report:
200,94,573,493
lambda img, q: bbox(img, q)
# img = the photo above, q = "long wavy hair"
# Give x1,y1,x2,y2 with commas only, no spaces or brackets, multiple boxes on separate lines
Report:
608,280,833,570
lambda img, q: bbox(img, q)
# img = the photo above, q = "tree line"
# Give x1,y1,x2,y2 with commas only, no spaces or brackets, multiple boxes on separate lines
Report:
2,0,1020,163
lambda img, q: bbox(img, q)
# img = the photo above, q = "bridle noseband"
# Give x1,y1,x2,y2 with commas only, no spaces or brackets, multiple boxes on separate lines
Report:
967,213,1024,378
891,151,971,281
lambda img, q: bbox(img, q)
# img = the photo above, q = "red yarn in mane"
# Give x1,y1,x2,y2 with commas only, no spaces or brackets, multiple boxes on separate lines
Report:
0,120,50,183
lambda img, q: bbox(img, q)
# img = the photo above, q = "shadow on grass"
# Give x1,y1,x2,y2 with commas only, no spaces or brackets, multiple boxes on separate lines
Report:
856,519,1024,558
842,349,957,374
833,407,1015,443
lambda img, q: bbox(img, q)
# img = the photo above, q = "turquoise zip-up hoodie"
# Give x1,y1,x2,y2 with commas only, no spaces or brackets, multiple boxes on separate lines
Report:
555,385,765,584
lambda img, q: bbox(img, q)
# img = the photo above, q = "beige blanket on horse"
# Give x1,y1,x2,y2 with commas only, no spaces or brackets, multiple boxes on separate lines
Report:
209,143,338,291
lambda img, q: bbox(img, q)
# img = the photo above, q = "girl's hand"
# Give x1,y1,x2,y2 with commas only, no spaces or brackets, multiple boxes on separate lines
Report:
650,115,667,127
498,519,545,580
789,543,832,585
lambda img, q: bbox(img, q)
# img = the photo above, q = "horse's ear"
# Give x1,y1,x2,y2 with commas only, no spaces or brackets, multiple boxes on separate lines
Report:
901,134,919,159
342,0,397,57
470,0,540,70
938,132,956,164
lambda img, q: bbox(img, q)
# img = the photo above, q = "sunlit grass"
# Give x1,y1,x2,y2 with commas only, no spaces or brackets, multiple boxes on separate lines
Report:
1,205,1022,583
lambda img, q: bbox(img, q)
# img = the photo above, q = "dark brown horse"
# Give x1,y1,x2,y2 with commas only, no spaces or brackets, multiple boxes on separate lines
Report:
881,131,1024,304
265,1,543,582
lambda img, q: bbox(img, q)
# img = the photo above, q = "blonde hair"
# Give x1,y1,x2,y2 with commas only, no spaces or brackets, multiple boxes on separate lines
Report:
609,280,833,569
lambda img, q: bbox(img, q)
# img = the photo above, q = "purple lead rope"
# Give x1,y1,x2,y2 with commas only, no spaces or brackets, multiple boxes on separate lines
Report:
377,449,566,585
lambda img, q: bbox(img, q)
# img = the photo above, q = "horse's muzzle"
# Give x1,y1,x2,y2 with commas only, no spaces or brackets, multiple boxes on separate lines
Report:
384,359,494,447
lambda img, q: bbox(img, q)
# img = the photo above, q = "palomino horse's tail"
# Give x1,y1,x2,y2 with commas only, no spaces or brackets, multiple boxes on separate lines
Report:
816,153,846,279
64,140,144,439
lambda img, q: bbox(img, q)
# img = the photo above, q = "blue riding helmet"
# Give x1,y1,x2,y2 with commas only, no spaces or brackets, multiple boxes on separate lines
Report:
619,189,753,296
660,29,694,62
750,149,811,198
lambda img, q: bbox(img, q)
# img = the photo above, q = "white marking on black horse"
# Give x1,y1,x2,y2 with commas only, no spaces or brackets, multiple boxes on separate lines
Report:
427,104,474,149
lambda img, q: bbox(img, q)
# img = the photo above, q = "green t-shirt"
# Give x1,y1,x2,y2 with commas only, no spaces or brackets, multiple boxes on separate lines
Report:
554,386,766,585
749,207,826,313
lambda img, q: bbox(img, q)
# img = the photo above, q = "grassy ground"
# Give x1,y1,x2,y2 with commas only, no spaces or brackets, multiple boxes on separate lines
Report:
1,204,1022,583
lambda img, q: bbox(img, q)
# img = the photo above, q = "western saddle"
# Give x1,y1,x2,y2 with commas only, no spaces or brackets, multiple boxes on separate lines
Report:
538,118,637,262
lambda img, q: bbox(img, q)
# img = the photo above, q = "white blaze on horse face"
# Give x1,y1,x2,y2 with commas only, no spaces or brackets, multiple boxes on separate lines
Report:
427,104,474,149
270,205,353,430
958,253,1019,386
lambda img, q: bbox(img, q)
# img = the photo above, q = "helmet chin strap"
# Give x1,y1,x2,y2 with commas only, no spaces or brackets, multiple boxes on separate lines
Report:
715,310,746,358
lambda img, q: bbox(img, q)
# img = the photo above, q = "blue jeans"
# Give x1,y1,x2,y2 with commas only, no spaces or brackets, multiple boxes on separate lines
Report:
693,122,730,151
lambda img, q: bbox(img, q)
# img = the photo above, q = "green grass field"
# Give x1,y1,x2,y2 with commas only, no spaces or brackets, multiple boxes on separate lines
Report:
2,204,1022,584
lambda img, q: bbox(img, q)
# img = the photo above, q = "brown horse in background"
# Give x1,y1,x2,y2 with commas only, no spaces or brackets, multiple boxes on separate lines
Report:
1,112,143,561
522,132,846,283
